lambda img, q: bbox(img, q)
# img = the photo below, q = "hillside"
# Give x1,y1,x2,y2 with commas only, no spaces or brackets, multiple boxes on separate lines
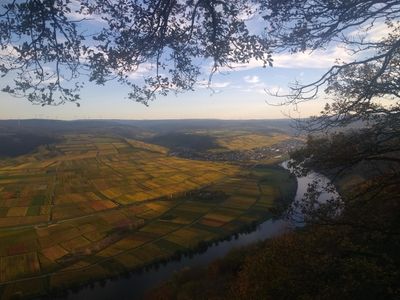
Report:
0,125,297,299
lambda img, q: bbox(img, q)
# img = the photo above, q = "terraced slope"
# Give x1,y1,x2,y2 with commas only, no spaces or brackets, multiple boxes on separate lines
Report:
0,135,296,299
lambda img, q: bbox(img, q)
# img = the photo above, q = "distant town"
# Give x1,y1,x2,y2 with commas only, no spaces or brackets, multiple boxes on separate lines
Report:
169,138,304,162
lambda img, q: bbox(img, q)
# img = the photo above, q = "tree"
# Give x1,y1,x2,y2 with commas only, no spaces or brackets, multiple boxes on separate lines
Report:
1,0,399,112
256,7,400,298
0,0,271,105
257,0,400,224
262,0,400,129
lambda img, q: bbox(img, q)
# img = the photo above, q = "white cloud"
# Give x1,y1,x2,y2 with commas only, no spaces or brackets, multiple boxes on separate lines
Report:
212,81,231,88
244,75,260,83
0,45,18,58
350,21,395,42
240,81,266,95
265,85,285,95
197,80,231,89
368,23,393,41
216,45,353,72
125,63,155,80
65,1,106,24
273,46,352,69
239,78,288,96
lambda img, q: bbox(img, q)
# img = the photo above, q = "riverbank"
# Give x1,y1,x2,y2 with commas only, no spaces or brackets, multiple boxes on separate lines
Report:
0,164,297,300
146,162,400,300
50,163,334,300
26,163,295,300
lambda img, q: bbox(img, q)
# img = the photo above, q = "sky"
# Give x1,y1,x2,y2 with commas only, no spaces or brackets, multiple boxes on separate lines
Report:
0,53,335,120
0,4,388,120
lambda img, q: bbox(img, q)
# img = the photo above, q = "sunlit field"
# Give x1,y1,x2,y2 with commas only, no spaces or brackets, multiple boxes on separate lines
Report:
216,133,290,151
0,133,295,299
0,0,397,298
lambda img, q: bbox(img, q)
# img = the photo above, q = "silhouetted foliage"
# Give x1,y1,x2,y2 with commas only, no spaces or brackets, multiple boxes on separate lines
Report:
264,1,400,127
141,2,400,299
0,0,271,105
259,0,400,231
2,1,399,110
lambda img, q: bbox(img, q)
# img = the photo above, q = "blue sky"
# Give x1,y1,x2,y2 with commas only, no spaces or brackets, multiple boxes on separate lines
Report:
0,59,335,120
0,6,389,120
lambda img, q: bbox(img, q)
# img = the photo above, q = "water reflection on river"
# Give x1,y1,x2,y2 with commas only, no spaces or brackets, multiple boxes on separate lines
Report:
63,163,334,300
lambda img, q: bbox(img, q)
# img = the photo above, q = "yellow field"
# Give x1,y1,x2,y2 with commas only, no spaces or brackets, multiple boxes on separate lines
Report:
217,133,290,150
0,134,296,300
0,135,237,226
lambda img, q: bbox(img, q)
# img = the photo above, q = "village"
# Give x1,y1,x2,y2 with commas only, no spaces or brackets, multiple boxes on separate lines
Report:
169,138,304,162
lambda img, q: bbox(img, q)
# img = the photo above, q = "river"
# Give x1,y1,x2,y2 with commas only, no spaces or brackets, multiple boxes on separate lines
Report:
62,163,335,300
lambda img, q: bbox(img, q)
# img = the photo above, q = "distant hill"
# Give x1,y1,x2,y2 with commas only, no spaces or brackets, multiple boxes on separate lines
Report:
0,132,58,157
147,132,221,152
115,119,296,134
0,118,295,133
0,119,153,138
0,120,152,157
0,119,296,157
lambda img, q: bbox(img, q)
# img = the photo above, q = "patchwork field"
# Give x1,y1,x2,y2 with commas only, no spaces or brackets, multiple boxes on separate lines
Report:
216,133,291,151
0,134,296,299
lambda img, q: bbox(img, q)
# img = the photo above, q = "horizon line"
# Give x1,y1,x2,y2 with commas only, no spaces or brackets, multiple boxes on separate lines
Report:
0,117,299,122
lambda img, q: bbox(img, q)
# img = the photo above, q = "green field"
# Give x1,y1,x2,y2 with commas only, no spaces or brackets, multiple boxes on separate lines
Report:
0,133,296,299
